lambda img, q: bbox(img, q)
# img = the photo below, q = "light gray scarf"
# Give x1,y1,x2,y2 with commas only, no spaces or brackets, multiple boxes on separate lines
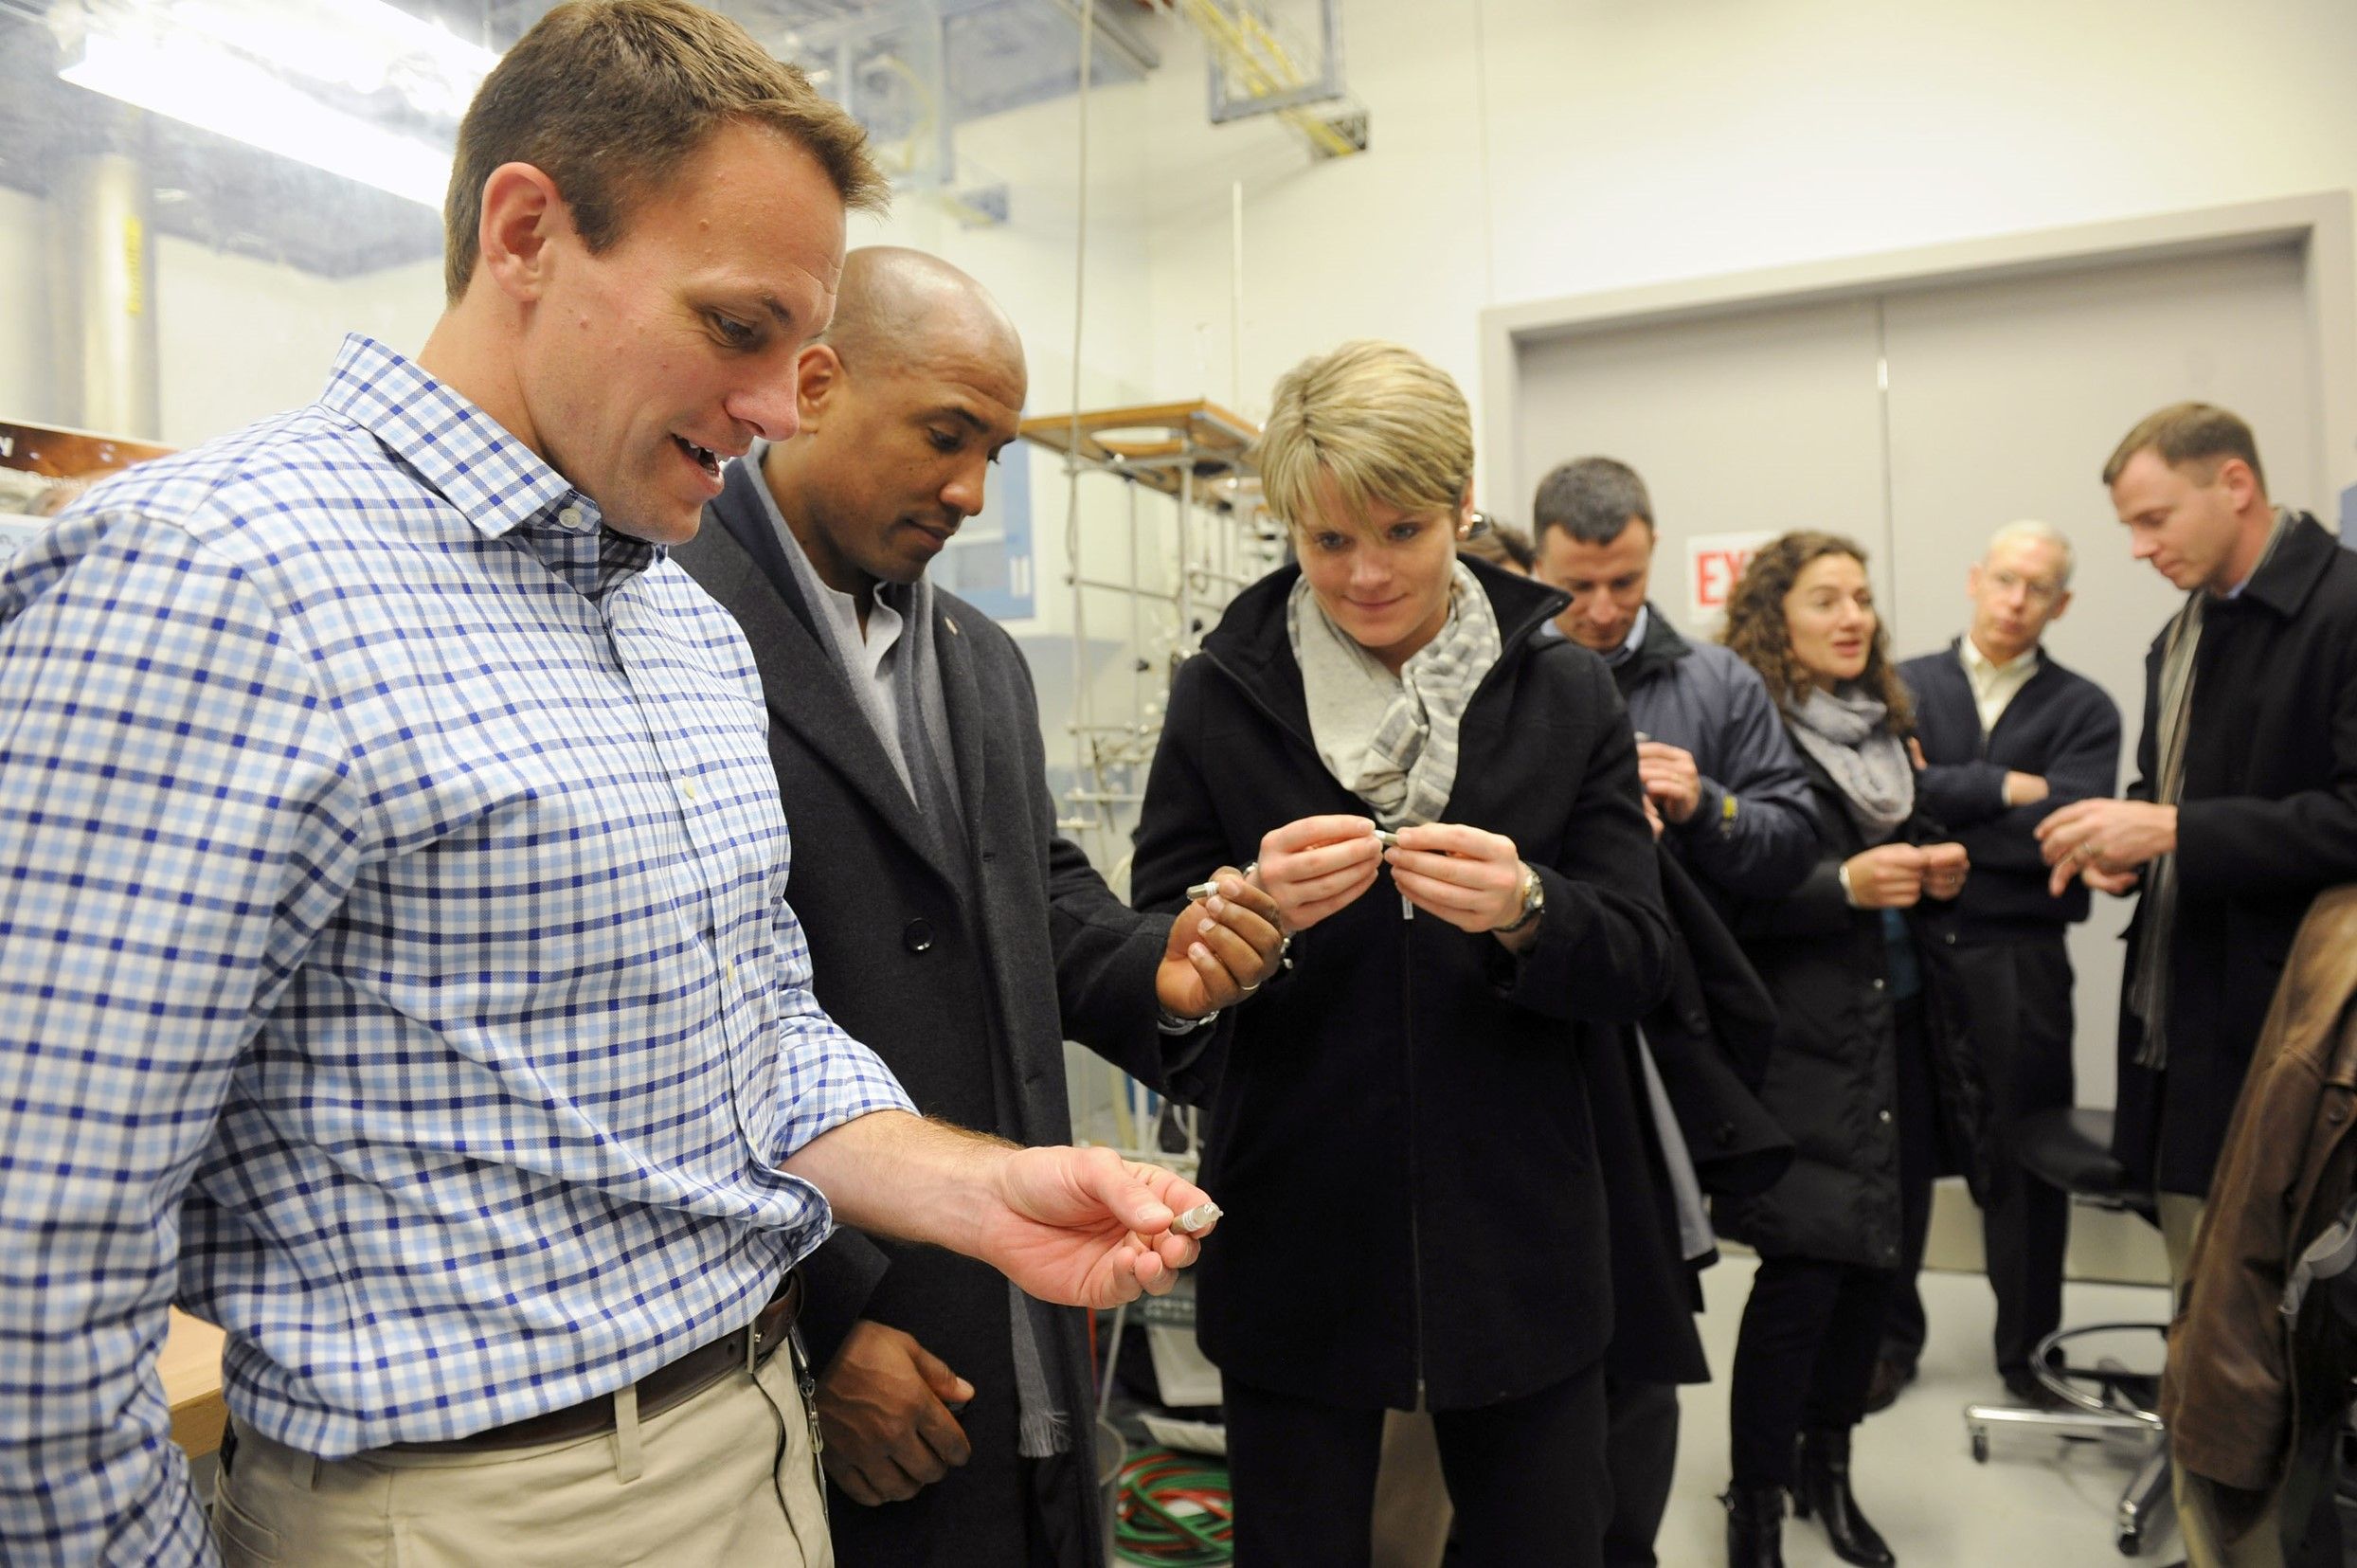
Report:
1287,562,1502,827
2128,506,2296,1072
1783,685,1914,845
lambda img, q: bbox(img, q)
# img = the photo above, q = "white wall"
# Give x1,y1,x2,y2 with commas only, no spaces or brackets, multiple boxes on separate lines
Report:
156,246,443,450
1135,0,2357,506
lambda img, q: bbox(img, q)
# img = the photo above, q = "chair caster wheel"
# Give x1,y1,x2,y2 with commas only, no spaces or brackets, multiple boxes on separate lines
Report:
2116,1523,2142,1555
1970,1431,1989,1463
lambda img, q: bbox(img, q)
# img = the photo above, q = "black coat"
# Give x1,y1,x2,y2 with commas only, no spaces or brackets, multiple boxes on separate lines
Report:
675,460,1190,1565
2114,513,2357,1198
1715,748,1992,1270
1590,851,1791,1388
1130,558,1674,1412
1643,849,1790,1201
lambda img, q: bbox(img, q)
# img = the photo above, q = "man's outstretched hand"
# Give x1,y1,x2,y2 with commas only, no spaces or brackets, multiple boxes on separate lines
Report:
784,1114,1217,1311
971,1144,1214,1308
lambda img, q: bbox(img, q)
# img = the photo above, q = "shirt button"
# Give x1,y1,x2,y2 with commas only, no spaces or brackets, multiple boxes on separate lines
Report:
1871,978,1886,991
559,505,584,529
683,781,697,802
903,918,936,954
1880,1109,1894,1124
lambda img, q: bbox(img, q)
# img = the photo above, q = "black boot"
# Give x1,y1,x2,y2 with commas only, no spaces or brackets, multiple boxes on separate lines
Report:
1792,1428,1896,1566
1721,1483,1787,1568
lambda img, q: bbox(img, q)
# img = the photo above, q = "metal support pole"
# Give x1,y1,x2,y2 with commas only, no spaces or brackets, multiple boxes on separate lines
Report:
1176,460,1196,652
48,137,159,440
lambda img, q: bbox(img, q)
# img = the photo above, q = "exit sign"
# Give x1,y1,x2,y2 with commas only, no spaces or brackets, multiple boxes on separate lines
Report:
1687,531,1776,625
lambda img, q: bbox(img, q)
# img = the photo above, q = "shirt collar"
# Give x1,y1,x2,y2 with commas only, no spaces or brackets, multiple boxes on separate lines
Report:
1606,604,1650,666
318,334,591,542
319,334,665,602
1959,634,2038,679
1532,604,1646,659
746,442,918,640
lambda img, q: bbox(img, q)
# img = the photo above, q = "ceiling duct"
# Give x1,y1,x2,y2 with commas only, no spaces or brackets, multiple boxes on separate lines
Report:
0,0,1159,279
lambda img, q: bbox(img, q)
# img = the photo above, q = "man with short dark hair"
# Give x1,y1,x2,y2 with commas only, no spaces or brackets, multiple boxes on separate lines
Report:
0,8,1216,1564
2043,402,2357,1567
1531,457,1817,902
1530,456,1816,1568
1882,521,2119,1410
671,246,1281,1567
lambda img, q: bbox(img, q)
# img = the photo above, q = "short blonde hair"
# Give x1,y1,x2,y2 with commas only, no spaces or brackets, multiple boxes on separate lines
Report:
1251,340,1473,532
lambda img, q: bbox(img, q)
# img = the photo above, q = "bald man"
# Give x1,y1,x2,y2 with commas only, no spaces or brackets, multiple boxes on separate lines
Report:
670,247,1282,1566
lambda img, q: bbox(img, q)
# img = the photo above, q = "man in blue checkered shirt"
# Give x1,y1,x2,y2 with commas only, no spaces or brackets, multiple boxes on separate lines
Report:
0,5,1217,1564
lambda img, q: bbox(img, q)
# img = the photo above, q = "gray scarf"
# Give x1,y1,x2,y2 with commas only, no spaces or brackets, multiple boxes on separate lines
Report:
1288,562,1502,827
1783,684,1914,845
2128,506,2296,1072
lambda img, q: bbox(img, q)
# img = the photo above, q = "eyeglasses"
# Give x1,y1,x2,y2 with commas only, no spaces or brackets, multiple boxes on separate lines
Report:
1986,568,2064,605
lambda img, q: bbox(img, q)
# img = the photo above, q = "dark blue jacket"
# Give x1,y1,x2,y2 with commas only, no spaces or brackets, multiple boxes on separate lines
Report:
1899,640,2122,939
1607,604,1820,902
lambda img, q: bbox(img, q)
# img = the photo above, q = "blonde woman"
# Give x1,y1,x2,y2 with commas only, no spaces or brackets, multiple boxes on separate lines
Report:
1130,342,1673,1563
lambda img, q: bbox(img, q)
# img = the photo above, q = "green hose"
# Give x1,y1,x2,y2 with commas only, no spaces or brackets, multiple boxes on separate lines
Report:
1112,1446,1233,1566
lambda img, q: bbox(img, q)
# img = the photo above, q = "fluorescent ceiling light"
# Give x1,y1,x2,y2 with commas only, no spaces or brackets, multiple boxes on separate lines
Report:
164,0,496,117
62,31,457,207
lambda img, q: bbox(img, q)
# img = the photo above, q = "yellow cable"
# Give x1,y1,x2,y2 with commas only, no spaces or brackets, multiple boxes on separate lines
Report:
1178,0,1356,158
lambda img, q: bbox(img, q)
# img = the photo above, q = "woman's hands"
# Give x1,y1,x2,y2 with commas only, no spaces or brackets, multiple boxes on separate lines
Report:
1384,823,1535,945
1248,816,1539,947
1841,841,1970,909
1920,842,1969,901
1252,815,1386,930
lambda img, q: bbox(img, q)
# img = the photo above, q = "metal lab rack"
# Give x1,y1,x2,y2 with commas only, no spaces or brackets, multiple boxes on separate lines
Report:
1018,399,1283,880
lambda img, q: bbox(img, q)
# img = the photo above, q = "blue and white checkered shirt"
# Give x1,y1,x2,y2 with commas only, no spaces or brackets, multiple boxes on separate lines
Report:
0,335,915,1565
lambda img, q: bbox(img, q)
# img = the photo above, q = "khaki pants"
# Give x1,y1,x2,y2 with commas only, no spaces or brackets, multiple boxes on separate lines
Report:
212,1347,830,1568
1370,1410,1450,1568
2162,1192,2286,1568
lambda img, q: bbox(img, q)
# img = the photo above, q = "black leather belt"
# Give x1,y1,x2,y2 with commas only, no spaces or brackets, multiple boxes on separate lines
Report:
392,1272,804,1453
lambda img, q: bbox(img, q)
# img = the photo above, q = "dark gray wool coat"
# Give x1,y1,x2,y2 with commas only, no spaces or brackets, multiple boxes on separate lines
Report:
675,458,1204,1567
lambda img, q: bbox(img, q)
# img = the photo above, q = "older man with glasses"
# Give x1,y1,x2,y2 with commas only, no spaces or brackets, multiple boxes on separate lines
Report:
1871,521,2121,1414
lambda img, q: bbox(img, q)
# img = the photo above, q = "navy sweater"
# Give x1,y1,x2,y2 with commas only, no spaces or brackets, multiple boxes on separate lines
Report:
1899,640,2123,937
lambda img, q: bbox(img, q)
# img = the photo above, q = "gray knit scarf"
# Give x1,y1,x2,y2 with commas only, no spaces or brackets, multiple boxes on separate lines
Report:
1783,684,1915,845
1287,562,1502,827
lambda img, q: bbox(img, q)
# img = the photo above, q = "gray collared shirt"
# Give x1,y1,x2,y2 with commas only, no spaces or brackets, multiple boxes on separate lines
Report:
746,442,924,802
